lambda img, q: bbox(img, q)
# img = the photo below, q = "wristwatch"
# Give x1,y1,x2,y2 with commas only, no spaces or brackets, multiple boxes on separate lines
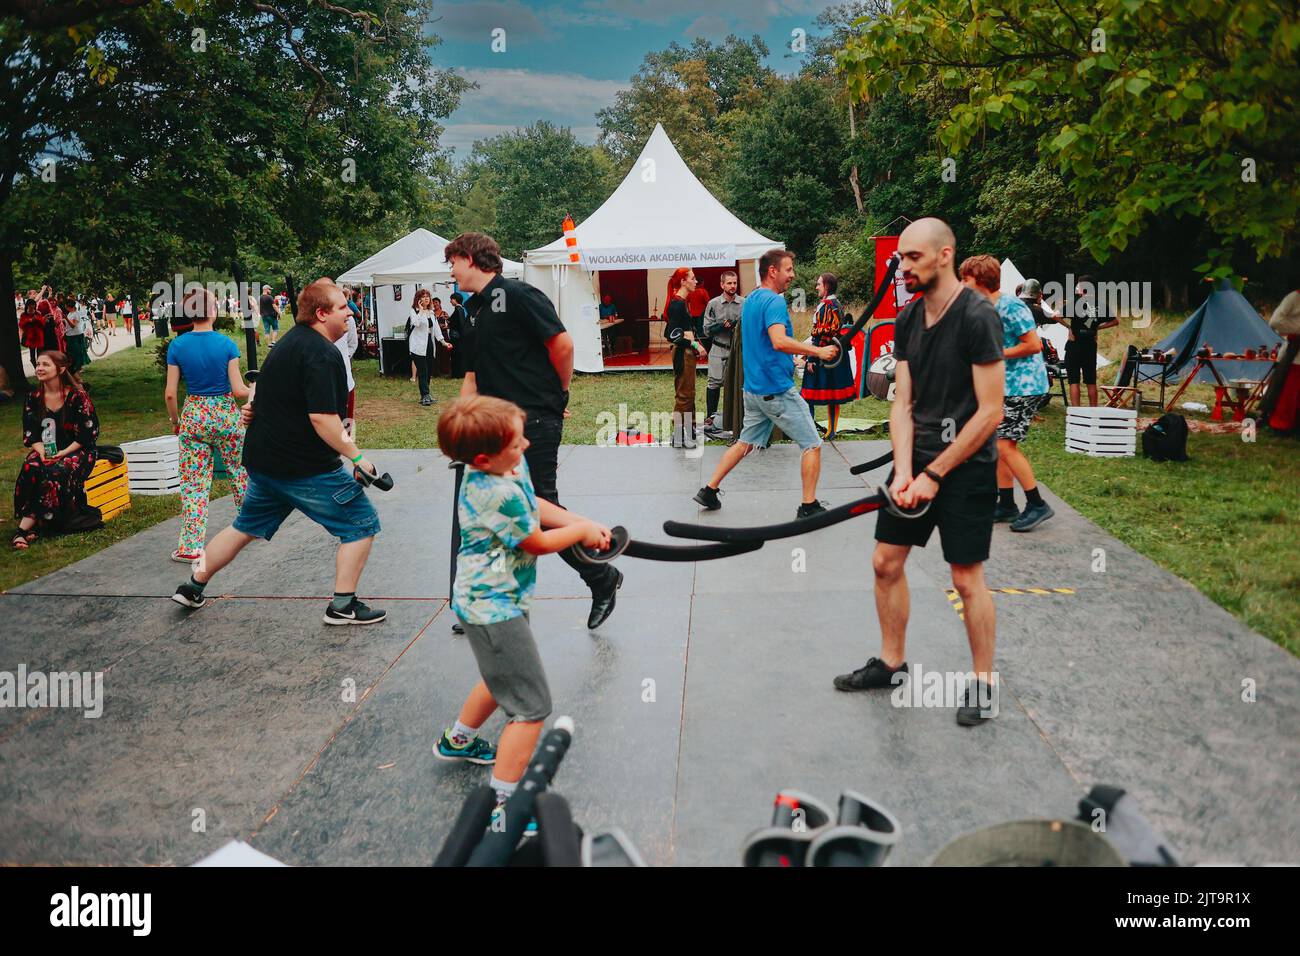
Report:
923,466,944,485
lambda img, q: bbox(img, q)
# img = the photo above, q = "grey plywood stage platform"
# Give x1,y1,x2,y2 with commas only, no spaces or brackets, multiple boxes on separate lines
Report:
2,443,1297,866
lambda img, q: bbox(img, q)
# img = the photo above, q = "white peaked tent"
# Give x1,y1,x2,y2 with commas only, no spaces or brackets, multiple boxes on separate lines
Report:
1000,258,1110,369
525,124,783,372
337,227,523,284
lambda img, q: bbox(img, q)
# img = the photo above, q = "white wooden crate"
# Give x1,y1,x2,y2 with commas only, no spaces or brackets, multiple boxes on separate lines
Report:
1066,439,1136,457
1065,406,1135,457
121,436,183,495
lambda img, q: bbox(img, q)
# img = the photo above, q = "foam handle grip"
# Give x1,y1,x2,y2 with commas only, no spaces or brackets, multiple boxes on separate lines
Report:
466,720,574,867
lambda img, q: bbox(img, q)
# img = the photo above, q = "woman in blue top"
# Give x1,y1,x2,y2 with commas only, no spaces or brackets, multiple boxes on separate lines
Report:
164,289,252,562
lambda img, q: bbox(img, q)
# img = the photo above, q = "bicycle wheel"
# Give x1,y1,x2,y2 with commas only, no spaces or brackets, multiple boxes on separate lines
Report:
90,329,109,356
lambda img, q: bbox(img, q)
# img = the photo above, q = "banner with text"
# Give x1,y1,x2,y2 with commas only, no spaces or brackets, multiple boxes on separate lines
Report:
580,246,738,271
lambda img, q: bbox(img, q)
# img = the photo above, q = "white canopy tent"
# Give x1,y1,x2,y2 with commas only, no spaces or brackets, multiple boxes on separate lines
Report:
524,124,783,372
1001,258,1110,369
337,229,521,362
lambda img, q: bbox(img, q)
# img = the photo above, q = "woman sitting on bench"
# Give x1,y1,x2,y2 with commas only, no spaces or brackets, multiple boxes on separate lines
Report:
12,351,100,550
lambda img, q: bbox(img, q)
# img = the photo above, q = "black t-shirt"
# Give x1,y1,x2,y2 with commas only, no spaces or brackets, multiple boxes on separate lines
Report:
259,294,276,319
241,323,348,478
1070,294,1107,338
893,287,1003,468
665,298,694,349
1024,300,1052,326
463,275,568,417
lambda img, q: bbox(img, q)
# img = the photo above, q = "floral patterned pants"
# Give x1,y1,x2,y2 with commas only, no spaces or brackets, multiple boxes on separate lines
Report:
178,395,248,555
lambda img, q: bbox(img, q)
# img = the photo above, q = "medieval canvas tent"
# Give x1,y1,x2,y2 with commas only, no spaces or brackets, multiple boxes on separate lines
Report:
524,124,784,373
1156,279,1284,383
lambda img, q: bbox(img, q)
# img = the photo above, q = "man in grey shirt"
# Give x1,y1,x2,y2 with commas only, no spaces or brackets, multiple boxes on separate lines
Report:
702,270,744,432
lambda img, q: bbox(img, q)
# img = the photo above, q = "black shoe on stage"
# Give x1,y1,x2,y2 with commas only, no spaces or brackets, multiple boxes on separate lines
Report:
833,657,907,692
451,622,465,635
171,581,209,610
956,680,998,726
693,485,722,510
586,567,624,630
795,500,828,519
993,502,1020,523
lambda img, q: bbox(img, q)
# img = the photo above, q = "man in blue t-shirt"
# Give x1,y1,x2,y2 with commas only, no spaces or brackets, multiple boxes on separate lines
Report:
692,249,839,519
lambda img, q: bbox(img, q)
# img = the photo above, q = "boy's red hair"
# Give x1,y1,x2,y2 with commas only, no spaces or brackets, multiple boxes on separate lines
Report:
437,395,525,464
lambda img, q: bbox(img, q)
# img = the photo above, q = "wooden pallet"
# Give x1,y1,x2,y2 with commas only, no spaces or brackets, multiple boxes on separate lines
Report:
86,458,131,521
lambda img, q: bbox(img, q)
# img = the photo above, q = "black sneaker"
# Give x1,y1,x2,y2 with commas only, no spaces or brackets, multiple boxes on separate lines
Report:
171,581,209,610
833,657,907,692
693,485,722,510
323,598,388,625
993,502,1020,523
956,680,999,725
796,500,828,519
1010,501,1054,532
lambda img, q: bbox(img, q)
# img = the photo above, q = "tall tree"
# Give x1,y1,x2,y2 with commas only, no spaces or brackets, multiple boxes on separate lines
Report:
463,122,616,259
2,0,466,392
722,76,851,260
838,0,1300,280
596,35,773,188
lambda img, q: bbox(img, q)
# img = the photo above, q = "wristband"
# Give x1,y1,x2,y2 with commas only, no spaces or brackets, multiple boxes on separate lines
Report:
350,453,363,464
923,467,944,485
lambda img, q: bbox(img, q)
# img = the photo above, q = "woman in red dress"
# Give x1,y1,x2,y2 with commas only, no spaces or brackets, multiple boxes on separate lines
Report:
11,351,100,549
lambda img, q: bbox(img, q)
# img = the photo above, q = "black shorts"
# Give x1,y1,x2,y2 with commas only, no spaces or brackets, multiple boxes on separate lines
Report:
1064,336,1097,384
874,460,996,565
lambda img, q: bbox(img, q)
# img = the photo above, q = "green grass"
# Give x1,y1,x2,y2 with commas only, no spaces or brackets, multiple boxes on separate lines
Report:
3,318,1295,654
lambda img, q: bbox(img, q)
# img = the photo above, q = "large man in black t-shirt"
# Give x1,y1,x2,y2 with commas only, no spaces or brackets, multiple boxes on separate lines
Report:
170,278,387,626
833,218,1007,727
445,232,623,630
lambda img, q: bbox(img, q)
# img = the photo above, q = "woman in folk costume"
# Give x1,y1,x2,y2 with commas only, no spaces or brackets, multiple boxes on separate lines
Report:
800,273,856,440
1260,286,1300,434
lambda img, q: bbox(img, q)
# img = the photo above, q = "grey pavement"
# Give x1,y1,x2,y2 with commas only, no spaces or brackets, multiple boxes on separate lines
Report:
1,443,1296,866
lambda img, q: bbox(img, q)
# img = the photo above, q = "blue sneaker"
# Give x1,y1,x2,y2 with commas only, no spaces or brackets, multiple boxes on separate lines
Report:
433,732,497,765
1010,500,1055,532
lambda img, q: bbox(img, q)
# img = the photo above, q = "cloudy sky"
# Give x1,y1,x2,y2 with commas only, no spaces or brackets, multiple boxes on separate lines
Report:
427,0,844,157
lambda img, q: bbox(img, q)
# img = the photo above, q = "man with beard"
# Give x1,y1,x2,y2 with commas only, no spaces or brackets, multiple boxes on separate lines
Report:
692,249,838,518
832,219,1006,727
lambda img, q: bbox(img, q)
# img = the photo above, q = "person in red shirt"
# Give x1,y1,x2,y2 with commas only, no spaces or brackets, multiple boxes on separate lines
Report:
19,298,44,364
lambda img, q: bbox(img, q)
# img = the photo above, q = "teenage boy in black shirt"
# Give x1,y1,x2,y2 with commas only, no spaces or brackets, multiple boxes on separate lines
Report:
833,218,1006,726
1059,274,1119,407
171,278,386,625
445,232,623,630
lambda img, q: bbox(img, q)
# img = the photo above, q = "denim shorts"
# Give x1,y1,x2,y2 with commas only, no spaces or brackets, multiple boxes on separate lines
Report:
233,465,380,543
261,315,280,333
738,385,823,451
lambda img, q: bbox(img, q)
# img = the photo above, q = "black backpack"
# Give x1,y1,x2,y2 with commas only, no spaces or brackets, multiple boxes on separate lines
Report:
1142,413,1189,462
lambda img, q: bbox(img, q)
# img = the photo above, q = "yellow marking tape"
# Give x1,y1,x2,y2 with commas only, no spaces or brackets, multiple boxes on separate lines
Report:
942,586,1076,621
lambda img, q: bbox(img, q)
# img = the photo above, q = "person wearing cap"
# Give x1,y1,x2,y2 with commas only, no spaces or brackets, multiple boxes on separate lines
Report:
1017,279,1054,326
259,284,282,347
